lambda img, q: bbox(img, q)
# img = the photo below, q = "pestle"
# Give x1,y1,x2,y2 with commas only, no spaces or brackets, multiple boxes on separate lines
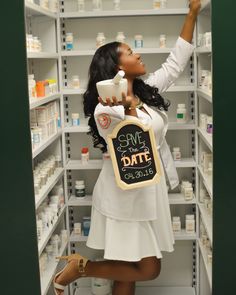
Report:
112,70,125,84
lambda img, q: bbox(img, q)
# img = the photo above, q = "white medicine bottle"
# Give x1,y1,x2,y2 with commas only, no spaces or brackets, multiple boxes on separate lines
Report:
78,0,85,12
116,32,126,43
160,34,166,48
96,32,106,48
93,0,103,11
113,0,121,10
172,147,181,161
172,216,181,233
185,215,195,234
176,104,187,123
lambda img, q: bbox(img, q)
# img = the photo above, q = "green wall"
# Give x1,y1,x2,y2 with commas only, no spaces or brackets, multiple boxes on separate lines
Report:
0,1,41,294
0,1,235,294
212,1,236,294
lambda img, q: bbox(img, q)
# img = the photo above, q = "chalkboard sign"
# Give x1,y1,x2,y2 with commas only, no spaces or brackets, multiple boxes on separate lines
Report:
107,119,162,190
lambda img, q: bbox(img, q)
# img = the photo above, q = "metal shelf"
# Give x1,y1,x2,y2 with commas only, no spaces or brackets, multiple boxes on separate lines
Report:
64,119,90,133
66,158,196,170
32,130,62,159
174,229,197,241
198,239,212,290
38,205,66,256
197,89,212,103
62,88,86,95
25,1,58,19
66,159,103,170
169,193,196,205
167,85,195,92
198,127,213,151
35,168,64,210
27,52,59,59
195,46,212,54
64,121,195,133
68,195,93,206
168,121,196,130
60,9,189,19
198,203,213,244
61,48,173,57
70,229,196,243
40,242,68,295
30,93,61,110
74,286,196,295
68,193,196,207
62,85,195,96
198,165,213,198
174,158,196,168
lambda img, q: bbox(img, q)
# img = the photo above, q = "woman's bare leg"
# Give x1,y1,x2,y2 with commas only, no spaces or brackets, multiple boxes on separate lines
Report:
112,281,136,295
55,256,161,294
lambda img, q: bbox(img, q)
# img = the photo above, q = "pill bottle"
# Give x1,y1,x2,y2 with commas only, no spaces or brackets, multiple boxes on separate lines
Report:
45,244,53,261
40,0,49,10
153,0,161,9
71,113,80,126
135,35,143,48
49,0,58,13
60,229,68,244
78,0,85,12
185,215,195,234
183,183,194,201
28,74,37,98
93,0,103,11
51,234,60,256
66,33,74,50
71,75,80,88
160,0,167,9
116,32,126,43
74,223,82,235
172,216,181,233
199,113,208,131
75,182,86,198
159,34,166,48
176,104,187,123
172,147,181,161
96,32,106,48
206,116,213,134
81,147,89,164
113,0,120,10
82,216,91,236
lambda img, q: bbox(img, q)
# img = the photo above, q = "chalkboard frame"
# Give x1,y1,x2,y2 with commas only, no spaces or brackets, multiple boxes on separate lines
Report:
107,119,162,190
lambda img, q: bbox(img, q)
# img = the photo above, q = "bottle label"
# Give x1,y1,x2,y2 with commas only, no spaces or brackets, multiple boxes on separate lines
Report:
66,43,73,50
135,40,143,48
72,119,80,126
75,188,85,197
177,113,184,119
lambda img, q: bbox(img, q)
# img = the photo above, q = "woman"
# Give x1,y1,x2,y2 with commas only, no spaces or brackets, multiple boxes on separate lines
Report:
54,1,201,294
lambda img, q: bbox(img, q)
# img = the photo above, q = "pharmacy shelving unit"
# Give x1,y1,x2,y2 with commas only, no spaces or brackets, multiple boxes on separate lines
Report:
195,0,213,294
57,0,211,295
24,0,213,294
24,1,70,295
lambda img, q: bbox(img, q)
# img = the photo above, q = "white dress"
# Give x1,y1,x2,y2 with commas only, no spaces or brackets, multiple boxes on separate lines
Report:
86,106,175,261
86,37,194,261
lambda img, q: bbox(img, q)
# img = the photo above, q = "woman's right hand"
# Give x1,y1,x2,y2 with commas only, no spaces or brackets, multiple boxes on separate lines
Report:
98,92,136,109
189,0,201,15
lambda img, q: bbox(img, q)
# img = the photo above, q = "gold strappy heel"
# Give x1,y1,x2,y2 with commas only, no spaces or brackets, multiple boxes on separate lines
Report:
53,254,89,294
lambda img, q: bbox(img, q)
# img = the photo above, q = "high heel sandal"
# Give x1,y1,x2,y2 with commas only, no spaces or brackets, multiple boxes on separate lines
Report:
53,254,89,295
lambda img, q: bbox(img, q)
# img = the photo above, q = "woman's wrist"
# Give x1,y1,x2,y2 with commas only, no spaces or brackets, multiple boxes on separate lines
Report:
188,10,198,19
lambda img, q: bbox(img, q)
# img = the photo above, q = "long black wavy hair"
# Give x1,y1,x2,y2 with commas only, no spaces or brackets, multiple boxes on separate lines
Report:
83,41,170,153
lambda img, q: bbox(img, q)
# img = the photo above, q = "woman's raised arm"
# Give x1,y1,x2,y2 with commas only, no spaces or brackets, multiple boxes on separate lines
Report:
145,0,201,93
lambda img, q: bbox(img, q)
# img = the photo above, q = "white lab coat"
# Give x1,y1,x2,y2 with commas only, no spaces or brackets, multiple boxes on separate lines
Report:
92,36,194,221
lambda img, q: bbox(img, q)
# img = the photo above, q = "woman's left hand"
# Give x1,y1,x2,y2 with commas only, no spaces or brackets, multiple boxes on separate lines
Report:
189,0,201,16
